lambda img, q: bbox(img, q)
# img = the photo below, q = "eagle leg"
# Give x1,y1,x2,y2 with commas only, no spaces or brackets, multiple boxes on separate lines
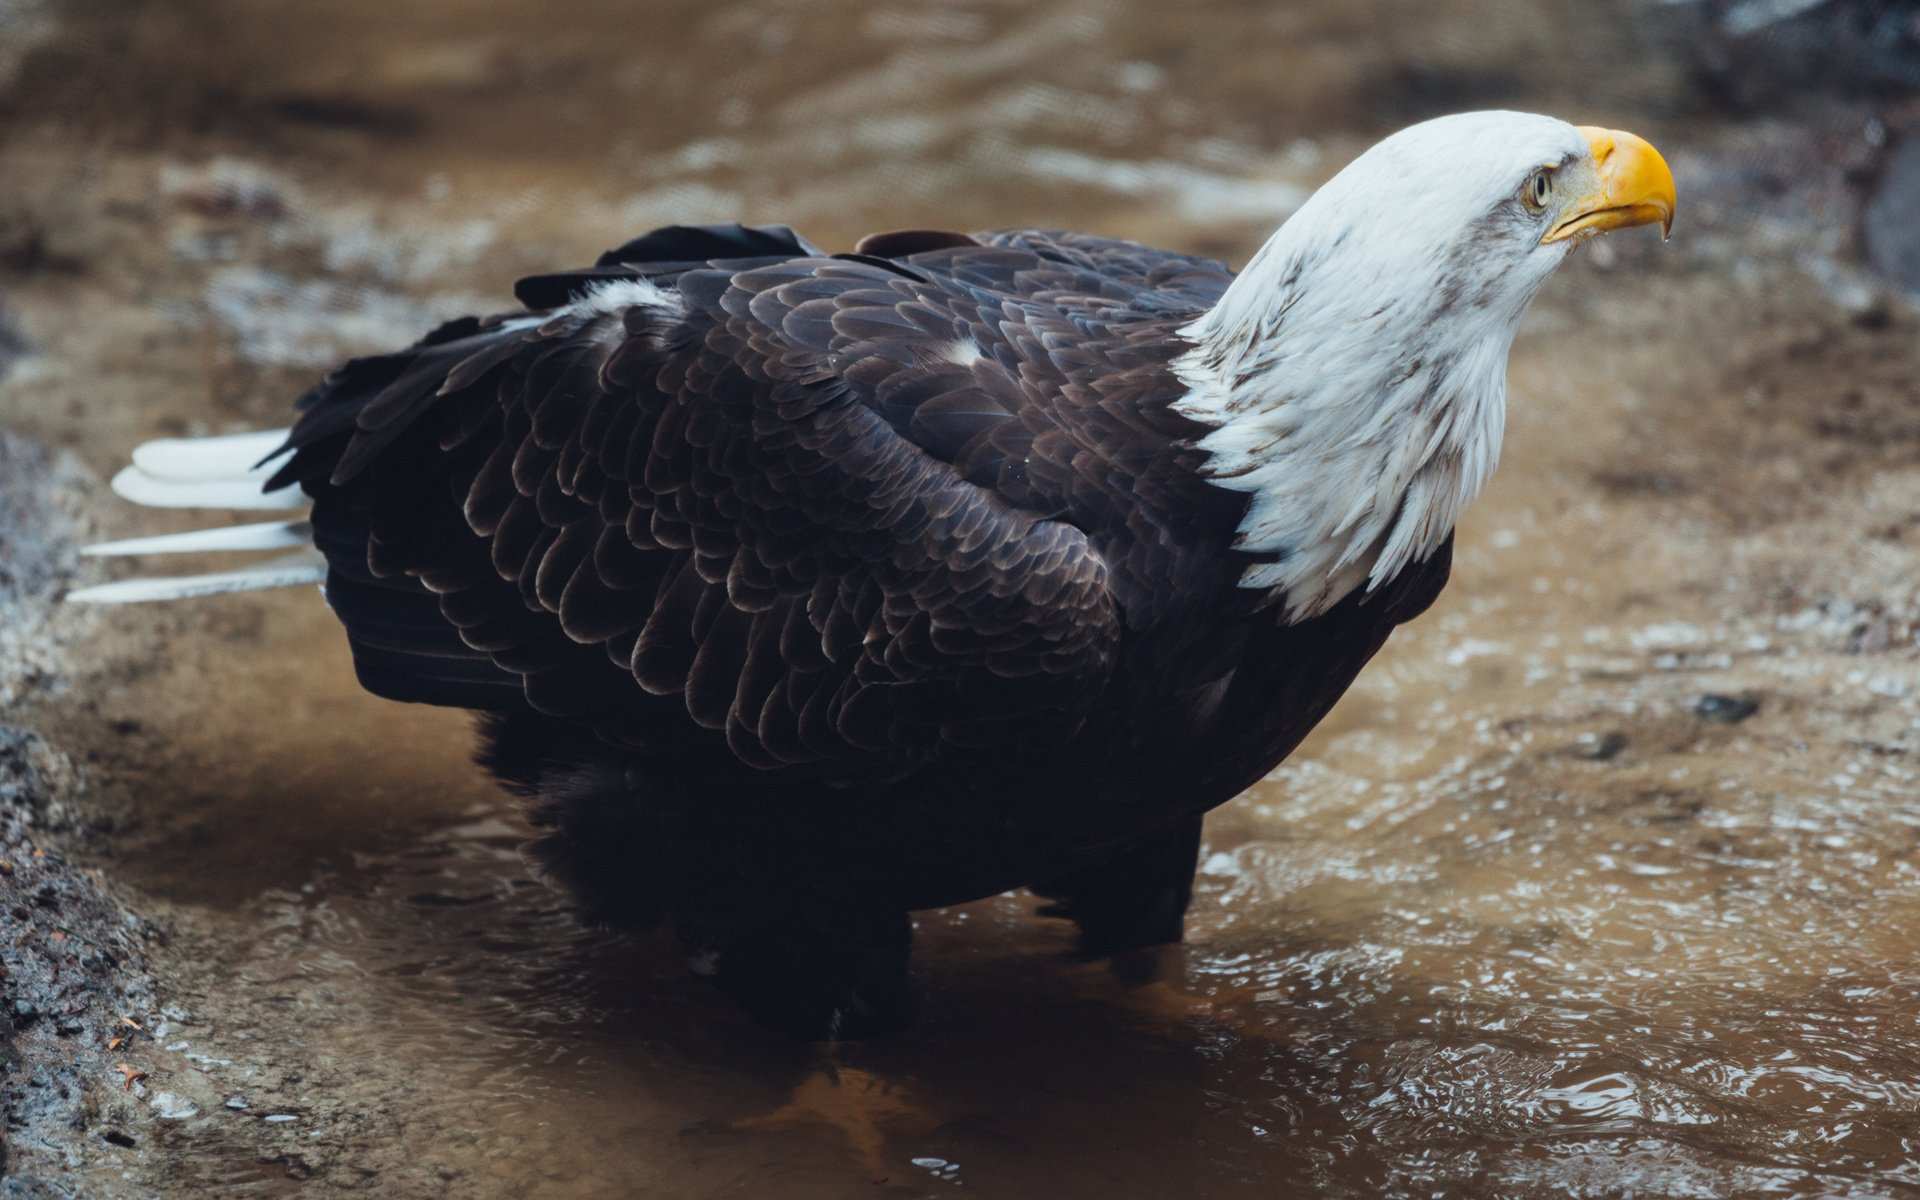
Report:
1032,816,1203,960
690,908,914,1042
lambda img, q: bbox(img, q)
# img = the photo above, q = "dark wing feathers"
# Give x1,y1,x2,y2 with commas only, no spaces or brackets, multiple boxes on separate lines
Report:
512,223,826,309
271,224,1241,779
594,223,826,269
853,229,982,258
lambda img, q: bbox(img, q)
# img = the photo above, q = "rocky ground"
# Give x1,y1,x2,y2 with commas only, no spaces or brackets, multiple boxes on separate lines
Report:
0,436,165,1196
4,0,1920,1196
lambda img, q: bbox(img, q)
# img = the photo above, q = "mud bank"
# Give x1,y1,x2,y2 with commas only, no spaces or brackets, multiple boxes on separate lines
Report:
0,435,159,1195
0,439,387,1195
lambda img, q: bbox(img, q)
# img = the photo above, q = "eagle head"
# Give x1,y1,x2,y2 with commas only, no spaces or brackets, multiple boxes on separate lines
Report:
1174,111,1676,621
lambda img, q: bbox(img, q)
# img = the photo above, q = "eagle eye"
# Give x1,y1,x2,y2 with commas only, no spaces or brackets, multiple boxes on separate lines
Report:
1523,168,1554,213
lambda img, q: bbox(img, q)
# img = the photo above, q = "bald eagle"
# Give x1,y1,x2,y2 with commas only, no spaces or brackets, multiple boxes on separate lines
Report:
75,112,1675,1038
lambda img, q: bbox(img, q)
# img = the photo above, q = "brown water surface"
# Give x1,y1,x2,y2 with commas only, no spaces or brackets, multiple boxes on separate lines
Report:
3,0,1919,1195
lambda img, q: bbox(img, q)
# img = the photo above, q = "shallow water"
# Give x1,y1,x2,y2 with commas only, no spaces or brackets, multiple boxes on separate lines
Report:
5,0,1920,1195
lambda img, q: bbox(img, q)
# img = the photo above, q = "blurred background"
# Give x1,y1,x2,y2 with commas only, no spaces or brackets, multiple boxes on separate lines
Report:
2,1,1920,1195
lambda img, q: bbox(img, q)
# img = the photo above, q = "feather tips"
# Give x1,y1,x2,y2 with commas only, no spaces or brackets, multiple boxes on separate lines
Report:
68,552,325,604
77,430,318,603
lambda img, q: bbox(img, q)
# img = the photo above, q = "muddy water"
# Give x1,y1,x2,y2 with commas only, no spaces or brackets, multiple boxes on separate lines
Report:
4,0,1920,1195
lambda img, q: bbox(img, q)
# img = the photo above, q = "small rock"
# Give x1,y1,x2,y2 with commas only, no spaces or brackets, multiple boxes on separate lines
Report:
149,1092,199,1120
0,302,28,386
1574,731,1629,761
1865,132,1920,294
1695,694,1760,723
1849,294,1894,330
225,1096,249,1110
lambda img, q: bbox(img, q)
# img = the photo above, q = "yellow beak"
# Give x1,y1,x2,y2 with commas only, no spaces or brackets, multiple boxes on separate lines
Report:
1541,127,1676,244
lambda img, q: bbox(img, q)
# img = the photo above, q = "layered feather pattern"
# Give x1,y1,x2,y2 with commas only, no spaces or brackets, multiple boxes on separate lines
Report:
259,224,1264,779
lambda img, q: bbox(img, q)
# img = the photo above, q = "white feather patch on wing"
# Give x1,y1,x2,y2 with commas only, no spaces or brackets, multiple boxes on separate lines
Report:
110,465,305,510
82,519,312,557
66,552,326,604
565,278,685,321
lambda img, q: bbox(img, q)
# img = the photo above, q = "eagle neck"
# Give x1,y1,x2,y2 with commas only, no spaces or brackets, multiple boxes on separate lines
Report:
1169,229,1519,623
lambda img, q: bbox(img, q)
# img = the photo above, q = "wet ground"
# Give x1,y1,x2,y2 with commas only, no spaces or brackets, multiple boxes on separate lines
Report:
3,0,1920,1195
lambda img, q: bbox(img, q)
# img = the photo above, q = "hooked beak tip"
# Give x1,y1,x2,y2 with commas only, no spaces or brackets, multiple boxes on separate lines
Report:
1543,126,1677,245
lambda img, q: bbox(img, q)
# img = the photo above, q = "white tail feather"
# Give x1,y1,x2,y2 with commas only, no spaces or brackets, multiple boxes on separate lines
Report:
109,465,305,510
66,552,326,604
76,429,323,605
129,428,291,481
82,519,312,557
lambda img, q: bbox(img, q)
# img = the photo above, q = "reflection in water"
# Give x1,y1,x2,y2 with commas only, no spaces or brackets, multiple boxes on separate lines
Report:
96,657,1920,1196
9,0,1920,1193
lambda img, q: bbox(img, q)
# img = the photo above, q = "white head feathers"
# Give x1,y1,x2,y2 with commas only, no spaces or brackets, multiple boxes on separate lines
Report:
1173,111,1607,622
